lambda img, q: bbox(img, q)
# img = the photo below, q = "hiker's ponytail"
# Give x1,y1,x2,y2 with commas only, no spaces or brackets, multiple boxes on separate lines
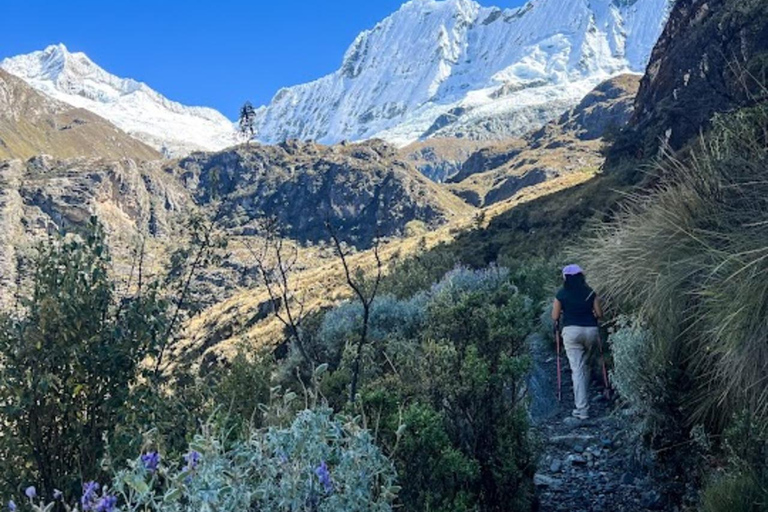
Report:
563,272,589,291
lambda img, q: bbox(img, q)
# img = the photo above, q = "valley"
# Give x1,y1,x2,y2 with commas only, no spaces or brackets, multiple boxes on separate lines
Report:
1,0,767,510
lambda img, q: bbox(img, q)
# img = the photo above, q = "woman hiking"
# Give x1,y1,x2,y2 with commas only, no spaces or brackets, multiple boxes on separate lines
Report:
551,264,603,420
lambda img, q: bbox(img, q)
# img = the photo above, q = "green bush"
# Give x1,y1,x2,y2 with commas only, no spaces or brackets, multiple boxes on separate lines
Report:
607,316,670,419
13,407,398,512
702,471,766,512
0,220,170,498
701,410,768,512
314,265,537,512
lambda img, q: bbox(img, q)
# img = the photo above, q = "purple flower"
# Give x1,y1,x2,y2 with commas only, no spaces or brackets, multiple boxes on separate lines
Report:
8,501,16,512
141,451,161,472
94,495,117,512
314,461,333,493
81,481,100,511
53,489,63,500
183,450,201,471
24,487,36,499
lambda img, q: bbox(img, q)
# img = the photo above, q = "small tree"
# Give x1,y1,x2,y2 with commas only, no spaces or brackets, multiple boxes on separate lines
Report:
238,101,257,145
0,219,169,497
244,217,313,366
325,221,382,403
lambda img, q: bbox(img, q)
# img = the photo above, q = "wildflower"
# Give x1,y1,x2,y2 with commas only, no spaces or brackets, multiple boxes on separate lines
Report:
24,487,36,499
53,490,63,500
183,450,201,471
81,481,100,511
141,451,161,472
315,461,333,493
94,495,117,512
8,501,16,512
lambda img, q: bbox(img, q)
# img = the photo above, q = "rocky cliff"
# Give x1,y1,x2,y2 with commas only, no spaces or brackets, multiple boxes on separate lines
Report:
0,156,189,307
627,0,768,155
171,140,474,248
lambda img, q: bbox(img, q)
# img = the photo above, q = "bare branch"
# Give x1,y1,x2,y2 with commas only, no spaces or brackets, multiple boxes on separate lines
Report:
325,220,383,402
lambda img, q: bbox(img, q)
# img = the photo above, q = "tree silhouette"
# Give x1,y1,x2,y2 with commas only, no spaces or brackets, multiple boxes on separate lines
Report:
238,101,257,145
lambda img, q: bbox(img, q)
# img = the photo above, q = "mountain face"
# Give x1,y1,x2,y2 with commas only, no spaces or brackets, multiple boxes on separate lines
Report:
252,0,671,147
172,140,473,248
399,138,488,182
448,74,641,206
627,0,768,155
1,45,237,156
0,69,160,161
0,155,191,308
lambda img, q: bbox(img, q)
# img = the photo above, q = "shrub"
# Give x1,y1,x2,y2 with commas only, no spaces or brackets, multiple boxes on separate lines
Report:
702,470,766,512
607,316,670,419
316,294,426,369
11,407,398,512
379,249,457,299
701,410,768,512
0,221,170,498
429,264,511,299
354,267,536,512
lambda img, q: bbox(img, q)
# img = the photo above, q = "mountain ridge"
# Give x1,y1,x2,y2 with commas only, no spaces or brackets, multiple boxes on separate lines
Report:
1,44,238,156
252,0,671,147
0,68,161,161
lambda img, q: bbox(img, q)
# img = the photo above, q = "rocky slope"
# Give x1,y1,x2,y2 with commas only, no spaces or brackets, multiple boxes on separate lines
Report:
171,139,474,248
251,0,671,147
623,0,768,156
448,74,641,206
398,138,488,182
0,156,190,308
0,137,475,306
0,69,160,161
1,45,237,156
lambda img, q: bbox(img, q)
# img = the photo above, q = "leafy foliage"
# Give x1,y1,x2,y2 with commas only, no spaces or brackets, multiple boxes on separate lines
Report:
16,407,397,512
309,265,538,512
606,316,670,420
0,220,169,497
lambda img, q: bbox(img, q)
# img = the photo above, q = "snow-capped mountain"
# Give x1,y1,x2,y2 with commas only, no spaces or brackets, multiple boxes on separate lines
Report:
253,0,672,146
1,44,237,156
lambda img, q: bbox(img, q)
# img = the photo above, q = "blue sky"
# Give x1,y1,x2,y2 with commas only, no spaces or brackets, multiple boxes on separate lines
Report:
0,0,527,119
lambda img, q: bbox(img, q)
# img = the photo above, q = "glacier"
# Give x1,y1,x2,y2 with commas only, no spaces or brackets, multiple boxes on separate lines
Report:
0,44,238,156
252,0,672,146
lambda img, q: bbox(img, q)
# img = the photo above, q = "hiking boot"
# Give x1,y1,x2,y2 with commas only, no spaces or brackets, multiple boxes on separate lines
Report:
571,410,589,420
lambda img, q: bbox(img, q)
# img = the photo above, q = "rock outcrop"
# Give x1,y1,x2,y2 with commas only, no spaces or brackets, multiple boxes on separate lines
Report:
447,74,641,206
172,139,474,248
627,0,768,155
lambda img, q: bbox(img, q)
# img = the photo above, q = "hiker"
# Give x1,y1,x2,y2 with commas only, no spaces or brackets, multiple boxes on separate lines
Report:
551,264,603,420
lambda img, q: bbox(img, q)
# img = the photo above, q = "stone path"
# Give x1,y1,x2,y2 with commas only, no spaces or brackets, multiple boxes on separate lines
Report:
528,334,672,512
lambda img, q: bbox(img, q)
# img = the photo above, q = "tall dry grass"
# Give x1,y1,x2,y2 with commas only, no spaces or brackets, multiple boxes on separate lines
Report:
576,104,768,427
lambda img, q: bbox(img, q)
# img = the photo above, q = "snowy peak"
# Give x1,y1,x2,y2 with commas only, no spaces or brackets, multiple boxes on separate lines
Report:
253,0,672,146
5,44,142,101
1,44,237,156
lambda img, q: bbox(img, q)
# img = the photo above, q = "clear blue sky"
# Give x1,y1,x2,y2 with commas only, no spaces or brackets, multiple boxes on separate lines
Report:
0,0,527,119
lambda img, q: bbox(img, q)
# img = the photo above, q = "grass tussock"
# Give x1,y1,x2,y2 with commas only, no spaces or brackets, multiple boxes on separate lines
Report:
576,104,768,427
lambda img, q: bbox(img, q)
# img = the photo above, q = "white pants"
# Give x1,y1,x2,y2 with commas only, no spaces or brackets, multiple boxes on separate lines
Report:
562,326,599,417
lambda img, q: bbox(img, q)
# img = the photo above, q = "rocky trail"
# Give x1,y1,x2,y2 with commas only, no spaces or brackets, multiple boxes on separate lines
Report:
527,334,674,512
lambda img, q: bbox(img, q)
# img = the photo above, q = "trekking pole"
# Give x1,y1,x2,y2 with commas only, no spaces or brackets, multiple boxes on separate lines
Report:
554,321,562,402
596,328,612,400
